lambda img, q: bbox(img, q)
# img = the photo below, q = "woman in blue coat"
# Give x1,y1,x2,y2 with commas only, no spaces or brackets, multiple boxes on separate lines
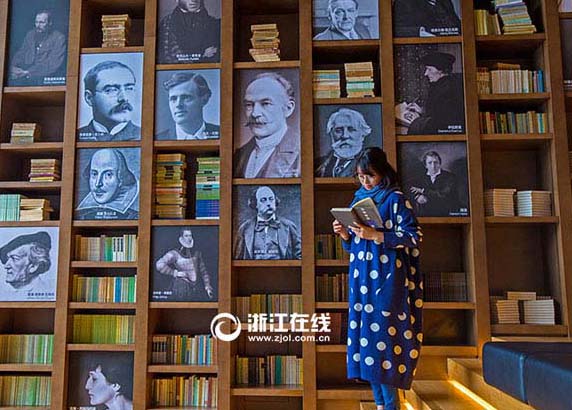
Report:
333,148,423,410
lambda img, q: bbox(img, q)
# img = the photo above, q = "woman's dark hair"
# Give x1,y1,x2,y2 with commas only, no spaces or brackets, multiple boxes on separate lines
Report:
355,147,399,189
86,355,134,400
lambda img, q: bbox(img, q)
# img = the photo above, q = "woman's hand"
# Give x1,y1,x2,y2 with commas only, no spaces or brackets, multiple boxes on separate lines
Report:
349,223,384,242
332,220,350,241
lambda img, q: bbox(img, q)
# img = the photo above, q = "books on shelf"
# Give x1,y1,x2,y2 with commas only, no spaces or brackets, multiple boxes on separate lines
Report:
72,275,136,303
20,198,54,221
235,355,303,385
233,294,302,322
523,298,555,325
477,65,545,94
0,375,51,406
316,272,348,302
152,375,217,407
479,110,547,134
313,69,341,99
151,334,216,365
30,158,61,183
0,335,53,364
315,234,349,260
74,234,138,262
72,314,134,344
516,190,552,217
494,0,537,34
344,62,375,98
424,271,468,302
490,292,557,325
474,9,501,35
196,157,220,219
155,153,187,219
496,299,521,324
485,189,516,217
0,194,23,221
10,123,40,144
249,23,280,62
101,14,130,48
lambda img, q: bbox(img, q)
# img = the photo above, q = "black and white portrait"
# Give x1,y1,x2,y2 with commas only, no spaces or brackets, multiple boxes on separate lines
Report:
394,43,465,135
234,69,301,179
6,0,69,87
0,227,58,301
233,185,301,260
155,69,220,140
399,142,469,217
393,0,461,38
561,20,572,84
157,0,221,64
152,225,218,302
74,148,140,221
77,52,144,142
68,352,134,410
313,0,379,40
314,104,382,177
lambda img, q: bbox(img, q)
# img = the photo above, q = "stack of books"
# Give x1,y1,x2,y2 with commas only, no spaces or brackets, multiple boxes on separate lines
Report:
196,157,220,219
313,70,341,99
72,314,134,344
151,334,216,365
0,194,23,221
424,271,468,302
74,234,138,262
344,62,375,98
484,188,516,217
249,23,280,62
474,9,501,35
316,273,348,302
235,355,303,386
0,376,51,407
19,198,53,221
10,123,40,144
315,234,349,260
72,275,137,303
523,298,556,325
29,159,60,182
516,190,552,217
152,375,218,408
479,110,547,134
0,335,53,364
494,0,537,35
101,14,130,48
495,299,520,324
477,64,545,94
154,153,187,219
233,294,303,322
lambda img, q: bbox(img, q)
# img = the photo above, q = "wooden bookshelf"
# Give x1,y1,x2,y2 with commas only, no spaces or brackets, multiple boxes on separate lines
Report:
151,219,220,226
2,86,66,104
68,302,137,310
0,181,61,191
147,365,218,374
481,133,553,150
231,385,303,396
313,97,382,105
0,142,63,152
156,63,221,71
0,364,52,372
394,36,463,44
478,93,551,103
491,324,568,336
0,221,60,227
233,61,300,69
81,46,145,54
485,216,559,224
0,302,55,309
70,261,137,268
66,344,136,352
149,302,218,310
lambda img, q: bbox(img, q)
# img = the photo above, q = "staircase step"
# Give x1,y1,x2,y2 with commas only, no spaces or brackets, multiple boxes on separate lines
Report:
405,380,486,410
447,358,533,410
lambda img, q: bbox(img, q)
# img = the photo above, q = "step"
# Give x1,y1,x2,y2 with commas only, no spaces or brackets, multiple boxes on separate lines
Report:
404,380,486,410
447,358,533,410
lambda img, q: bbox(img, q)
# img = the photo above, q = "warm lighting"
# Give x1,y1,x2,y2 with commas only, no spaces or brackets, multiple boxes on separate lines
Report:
449,380,498,410
403,401,415,410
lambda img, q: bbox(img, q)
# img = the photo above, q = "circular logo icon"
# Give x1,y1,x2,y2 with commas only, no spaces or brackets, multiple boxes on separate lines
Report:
210,312,242,342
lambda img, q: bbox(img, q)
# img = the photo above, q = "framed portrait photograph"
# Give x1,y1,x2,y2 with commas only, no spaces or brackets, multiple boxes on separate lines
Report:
157,0,221,64
394,43,465,136
77,52,144,142
314,103,383,178
0,227,58,301
151,225,219,302
6,0,69,87
393,0,462,38
561,20,572,83
68,351,134,410
233,185,301,260
233,68,301,179
154,69,220,141
74,147,140,221
313,0,379,40
398,141,469,217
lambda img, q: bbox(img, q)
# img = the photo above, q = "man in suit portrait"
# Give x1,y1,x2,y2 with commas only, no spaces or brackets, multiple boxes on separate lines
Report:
234,72,300,178
315,108,372,177
156,72,219,140
78,61,141,141
314,0,372,40
75,148,139,220
393,0,461,37
233,186,301,260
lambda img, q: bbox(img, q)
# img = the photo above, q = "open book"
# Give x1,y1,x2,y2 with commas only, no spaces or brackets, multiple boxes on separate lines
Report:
330,197,383,229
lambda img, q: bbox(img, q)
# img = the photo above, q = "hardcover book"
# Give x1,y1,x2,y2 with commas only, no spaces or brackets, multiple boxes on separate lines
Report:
330,197,383,229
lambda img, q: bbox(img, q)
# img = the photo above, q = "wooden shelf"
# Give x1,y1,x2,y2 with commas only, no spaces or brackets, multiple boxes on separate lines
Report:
478,93,550,104
396,134,467,142
481,133,552,150
154,140,220,153
313,97,382,105
316,344,346,353
233,61,300,69
561,12,572,19
0,221,60,227
148,408,216,410
0,302,55,309
73,220,138,228
0,181,61,191
317,385,372,400
231,385,303,396
394,36,463,44
77,141,140,149
315,259,348,267
2,86,66,104
156,63,221,71
0,142,63,152
149,302,218,309
232,260,301,267
67,343,135,351
152,219,219,226
314,177,357,191
68,302,136,310
70,261,137,268
81,46,145,53
315,345,477,357
0,364,52,372
424,302,476,310
232,178,301,185
476,33,545,55
312,39,379,50
147,365,218,374
315,302,347,310
417,217,471,225
485,216,559,224
491,324,568,336
0,407,50,410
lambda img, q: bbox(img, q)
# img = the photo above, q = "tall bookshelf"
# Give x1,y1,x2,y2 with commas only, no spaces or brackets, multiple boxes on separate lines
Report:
0,0,570,409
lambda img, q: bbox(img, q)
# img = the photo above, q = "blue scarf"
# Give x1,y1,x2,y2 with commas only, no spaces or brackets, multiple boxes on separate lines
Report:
351,184,399,207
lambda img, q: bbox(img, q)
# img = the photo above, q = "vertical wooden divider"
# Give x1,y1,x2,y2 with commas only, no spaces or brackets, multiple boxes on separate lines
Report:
0,0,9,114
380,0,396,165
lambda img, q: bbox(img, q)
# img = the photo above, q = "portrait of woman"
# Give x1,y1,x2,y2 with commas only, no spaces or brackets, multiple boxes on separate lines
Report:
84,361,133,410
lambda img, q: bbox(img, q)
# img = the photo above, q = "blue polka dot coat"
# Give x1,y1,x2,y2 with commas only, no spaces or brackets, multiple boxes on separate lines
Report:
342,186,423,389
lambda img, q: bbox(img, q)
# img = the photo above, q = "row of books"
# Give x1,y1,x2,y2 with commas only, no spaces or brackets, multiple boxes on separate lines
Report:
345,62,375,98
0,194,53,222
424,272,468,302
72,275,137,303
313,70,341,99
316,272,349,302
474,9,502,35
154,153,187,219
196,157,220,219
0,335,53,364
233,294,303,322
0,376,51,406
10,123,40,144
235,355,303,386
152,375,217,408
30,159,60,182
315,234,349,260
101,14,130,48
477,65,545,94
491,291,556,325
319,312,347,345
494,0,537,35
479,111,547,134
72,314,134,344
151,334,216,366
485,189,552,217
249,23,280,62
74,234,138,262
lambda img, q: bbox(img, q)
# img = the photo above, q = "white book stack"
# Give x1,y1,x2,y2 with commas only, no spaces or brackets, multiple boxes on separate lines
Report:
506,291,536,301
516,190,552,217
496,299,520,324
523,298,555,325
485,188,516,216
